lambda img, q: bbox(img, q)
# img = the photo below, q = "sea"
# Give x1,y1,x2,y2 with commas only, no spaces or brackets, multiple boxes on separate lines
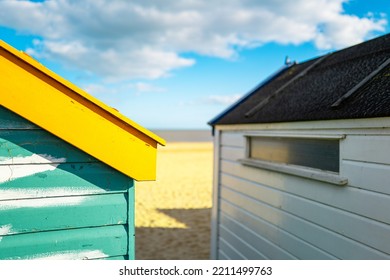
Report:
151,129,213,143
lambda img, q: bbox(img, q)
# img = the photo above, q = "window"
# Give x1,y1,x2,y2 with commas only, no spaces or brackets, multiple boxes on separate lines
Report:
239,134,347,185
250,136,339,172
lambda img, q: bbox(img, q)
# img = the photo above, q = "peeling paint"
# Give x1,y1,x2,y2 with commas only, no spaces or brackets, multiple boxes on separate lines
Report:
0,154,67,183
0,187,103,201
27,249,108,260
0,195,88,210
0,224,12,241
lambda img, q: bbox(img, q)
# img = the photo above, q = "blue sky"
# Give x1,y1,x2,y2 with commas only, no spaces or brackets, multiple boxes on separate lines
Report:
1,0,389,130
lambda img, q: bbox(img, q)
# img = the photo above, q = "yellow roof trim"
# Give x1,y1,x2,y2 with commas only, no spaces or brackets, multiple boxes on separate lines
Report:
0,40,166,181
0,40,166,146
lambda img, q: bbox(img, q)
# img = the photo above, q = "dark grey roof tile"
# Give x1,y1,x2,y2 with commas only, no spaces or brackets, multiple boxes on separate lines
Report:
211,33,390,125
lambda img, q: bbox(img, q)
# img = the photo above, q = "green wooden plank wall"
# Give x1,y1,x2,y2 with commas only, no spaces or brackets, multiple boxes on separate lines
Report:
0,106,135,260
0,226,128,260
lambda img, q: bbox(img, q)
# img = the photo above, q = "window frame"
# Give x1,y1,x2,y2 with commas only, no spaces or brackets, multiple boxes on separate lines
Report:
240,133,348,186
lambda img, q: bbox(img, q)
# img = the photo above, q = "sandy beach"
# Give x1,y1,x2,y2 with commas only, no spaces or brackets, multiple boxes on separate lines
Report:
135,142,213,260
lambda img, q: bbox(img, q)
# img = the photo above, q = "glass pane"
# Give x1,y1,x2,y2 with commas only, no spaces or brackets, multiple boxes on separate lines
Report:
250,137,339,172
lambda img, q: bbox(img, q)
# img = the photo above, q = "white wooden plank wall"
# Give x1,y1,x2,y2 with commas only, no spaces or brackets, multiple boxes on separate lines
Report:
341,135,390,195
216,130,390,260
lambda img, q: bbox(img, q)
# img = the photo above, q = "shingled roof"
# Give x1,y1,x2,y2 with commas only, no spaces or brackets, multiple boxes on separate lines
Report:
209,33,390,126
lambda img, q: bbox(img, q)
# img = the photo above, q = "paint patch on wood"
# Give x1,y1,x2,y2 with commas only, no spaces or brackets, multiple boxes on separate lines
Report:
0,224,12,241
26,249,108,260
0,186,111,201
0,195,88,210
0,153,67,165
0,154,66,183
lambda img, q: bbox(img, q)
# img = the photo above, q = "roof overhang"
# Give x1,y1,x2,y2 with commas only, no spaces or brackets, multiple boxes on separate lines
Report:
208,64,292,128
0,40,165,181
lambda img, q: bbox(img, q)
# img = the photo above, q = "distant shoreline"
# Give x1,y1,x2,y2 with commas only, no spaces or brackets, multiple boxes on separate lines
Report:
151,129,213,143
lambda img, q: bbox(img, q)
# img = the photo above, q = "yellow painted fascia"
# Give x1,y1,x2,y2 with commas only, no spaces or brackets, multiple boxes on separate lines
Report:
0,40,166,146
0,40,166,181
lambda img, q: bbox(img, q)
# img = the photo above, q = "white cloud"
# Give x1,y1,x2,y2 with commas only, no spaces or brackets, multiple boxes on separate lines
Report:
133,82,165,93
205,94,242,106
314,15,387,49
83,81,164,95
0,0,387,80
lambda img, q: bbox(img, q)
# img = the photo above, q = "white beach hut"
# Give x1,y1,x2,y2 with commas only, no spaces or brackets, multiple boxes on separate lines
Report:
208,34,390,259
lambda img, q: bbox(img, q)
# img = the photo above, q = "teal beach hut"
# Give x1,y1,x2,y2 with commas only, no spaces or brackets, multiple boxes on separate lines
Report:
0,41,165,260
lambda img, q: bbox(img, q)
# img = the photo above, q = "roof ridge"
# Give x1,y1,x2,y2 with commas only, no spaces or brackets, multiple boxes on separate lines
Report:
294,35,390,68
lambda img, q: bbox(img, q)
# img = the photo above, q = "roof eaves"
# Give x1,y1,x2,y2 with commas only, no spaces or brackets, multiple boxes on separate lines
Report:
208,63,293,127
0,40,166,146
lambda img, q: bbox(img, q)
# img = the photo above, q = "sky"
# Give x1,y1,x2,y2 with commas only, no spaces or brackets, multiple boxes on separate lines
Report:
0,0,389,130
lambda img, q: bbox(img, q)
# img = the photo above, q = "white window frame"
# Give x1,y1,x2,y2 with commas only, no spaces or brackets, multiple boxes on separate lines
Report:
239,133,348,186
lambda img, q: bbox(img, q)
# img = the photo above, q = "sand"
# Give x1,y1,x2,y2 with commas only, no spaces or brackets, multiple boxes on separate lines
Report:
135,142,213,260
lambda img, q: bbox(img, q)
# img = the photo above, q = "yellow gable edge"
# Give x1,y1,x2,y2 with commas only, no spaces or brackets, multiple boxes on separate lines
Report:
0,40,166,147
0,40,165,181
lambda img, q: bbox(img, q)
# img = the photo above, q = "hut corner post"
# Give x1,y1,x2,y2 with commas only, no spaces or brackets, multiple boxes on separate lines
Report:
127,180,135,260
210,128,221,259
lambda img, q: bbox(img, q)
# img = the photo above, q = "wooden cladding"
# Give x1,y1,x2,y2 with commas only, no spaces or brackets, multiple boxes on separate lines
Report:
0,106,134,260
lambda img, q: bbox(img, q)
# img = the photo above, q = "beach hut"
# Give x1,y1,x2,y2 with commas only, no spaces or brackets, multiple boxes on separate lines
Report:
0,41,165,260
208,34,390,260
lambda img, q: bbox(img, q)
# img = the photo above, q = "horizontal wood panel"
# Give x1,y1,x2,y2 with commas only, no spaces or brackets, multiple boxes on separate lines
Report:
342,160,390,195
0,225,128,259
220,200,336,260
219,224,267,260
100,255,127,260
218,250,230,260
342,135,390,165
221,173,390,254
220,213,296,259
220,146,245,161
0,162,131,200
220,187,389,259
221,173,283,208
220,132,245,148
0,106,39,130
221,160,390,225
218,238,246,260
0,193,128,235
0,130,97,163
